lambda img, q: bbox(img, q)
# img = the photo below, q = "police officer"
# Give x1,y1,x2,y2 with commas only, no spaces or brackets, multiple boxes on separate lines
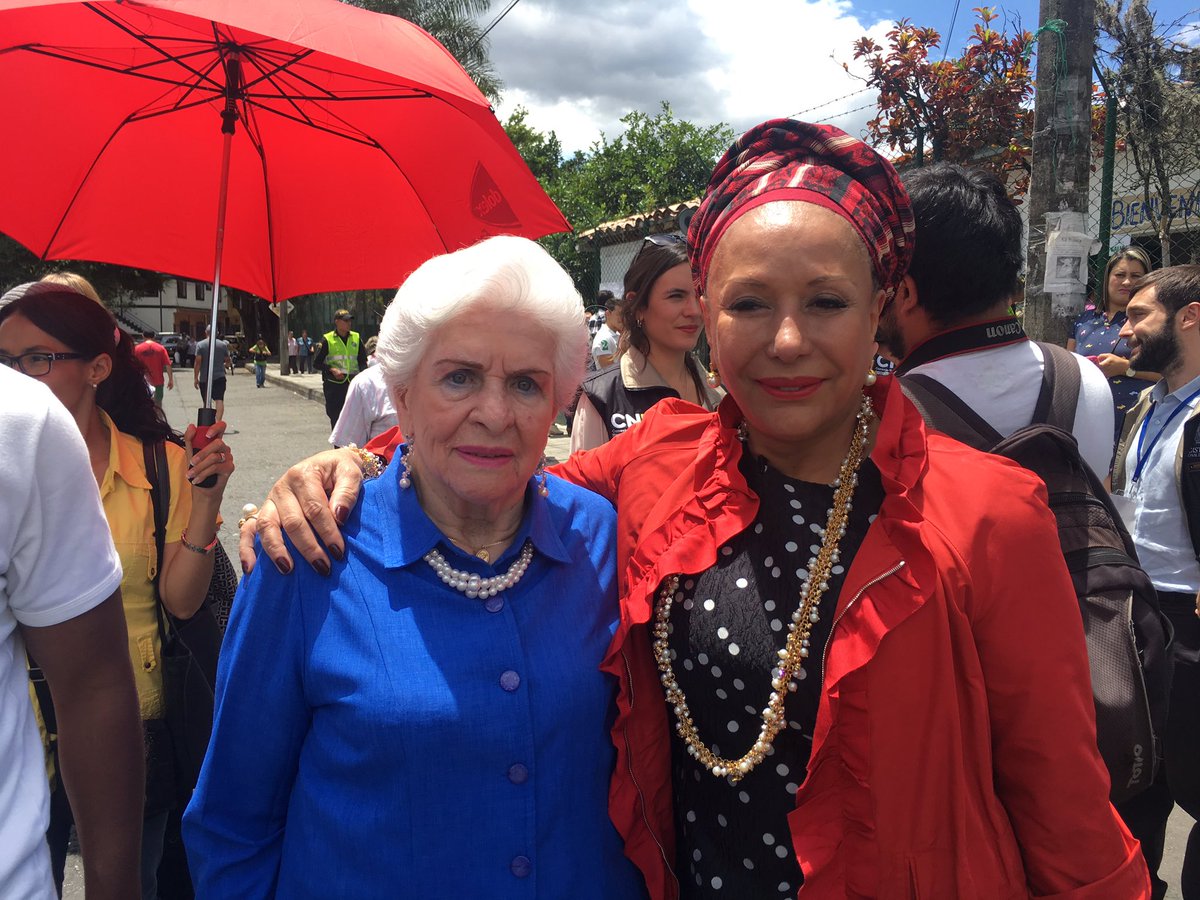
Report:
312,309,369,428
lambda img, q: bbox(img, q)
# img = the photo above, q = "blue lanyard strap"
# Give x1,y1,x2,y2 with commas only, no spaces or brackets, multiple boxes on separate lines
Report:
1132,385,1200,483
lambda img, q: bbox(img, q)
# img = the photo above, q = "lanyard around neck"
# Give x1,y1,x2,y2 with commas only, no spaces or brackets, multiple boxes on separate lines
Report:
1132,386,1200,484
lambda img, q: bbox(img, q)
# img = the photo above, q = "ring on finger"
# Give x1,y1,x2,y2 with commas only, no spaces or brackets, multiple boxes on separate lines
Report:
238,513,258,529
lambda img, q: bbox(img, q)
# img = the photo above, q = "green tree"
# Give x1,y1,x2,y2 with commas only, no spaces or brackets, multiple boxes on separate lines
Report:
342,0,501,101
504,103,733,293
1098,0,1200,265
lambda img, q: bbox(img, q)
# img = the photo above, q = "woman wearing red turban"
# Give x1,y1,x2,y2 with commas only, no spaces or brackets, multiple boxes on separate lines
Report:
244,120,1148,898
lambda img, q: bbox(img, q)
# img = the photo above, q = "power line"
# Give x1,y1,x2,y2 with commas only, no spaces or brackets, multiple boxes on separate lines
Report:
791,86,873,120
941,0,963,62
476,0,521,45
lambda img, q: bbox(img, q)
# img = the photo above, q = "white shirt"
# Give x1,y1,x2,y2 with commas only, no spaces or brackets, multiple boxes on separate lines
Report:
590,324,619,366
1119,372,1200,593
288,337,298,355
906,341,1116,477
329,365,398,447
0,369,122,898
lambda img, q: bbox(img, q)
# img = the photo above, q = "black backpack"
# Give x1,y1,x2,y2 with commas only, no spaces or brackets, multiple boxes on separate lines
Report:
900,343,1172,804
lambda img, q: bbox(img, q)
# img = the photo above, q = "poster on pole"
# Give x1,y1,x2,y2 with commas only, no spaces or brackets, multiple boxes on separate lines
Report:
1043,229,1093,294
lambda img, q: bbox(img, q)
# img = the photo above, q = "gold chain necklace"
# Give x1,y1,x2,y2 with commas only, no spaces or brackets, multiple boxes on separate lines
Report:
652,395,873,783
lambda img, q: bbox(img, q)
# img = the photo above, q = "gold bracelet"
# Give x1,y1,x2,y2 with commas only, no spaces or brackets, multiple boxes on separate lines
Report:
347,444,384,481
180,528,219,555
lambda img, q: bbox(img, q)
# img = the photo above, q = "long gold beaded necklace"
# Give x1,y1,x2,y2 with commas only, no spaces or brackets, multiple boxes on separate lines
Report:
652,394,874,783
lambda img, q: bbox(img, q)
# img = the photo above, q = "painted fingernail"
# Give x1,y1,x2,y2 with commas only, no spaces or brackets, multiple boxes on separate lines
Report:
329,544,344,561
334,505,349,525
314,559,331,577
274,557,292,575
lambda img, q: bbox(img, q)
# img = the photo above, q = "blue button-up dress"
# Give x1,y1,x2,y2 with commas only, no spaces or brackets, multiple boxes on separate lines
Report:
184,459,647,899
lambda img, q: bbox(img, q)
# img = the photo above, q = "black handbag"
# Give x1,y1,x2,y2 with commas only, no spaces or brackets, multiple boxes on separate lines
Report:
144,440,233,802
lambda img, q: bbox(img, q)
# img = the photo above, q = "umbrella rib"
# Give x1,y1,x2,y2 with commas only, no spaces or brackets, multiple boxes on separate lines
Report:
84,2,222,93
38,115,133,261
238,49,321,129
240,109,281,303
16,46,223,94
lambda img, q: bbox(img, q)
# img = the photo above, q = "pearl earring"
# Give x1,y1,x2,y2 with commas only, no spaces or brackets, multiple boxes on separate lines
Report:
398,441,414,488
706,368,721,389
864,370,878,387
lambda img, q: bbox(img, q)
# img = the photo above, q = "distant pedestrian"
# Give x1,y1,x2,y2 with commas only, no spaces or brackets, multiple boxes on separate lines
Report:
287,331,298,375
297,329,312,373
134,329,174,405
250,337,271,389
194,325,234,422
312,309,368,429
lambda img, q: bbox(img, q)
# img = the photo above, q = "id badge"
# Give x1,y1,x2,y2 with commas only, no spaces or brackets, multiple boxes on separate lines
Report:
1109,490,1137,532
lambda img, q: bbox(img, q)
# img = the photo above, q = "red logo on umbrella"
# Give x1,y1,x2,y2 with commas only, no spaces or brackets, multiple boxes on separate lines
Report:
470,163,520,227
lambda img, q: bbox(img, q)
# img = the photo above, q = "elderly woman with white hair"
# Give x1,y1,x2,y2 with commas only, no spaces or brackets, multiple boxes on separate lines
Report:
182,236,647,900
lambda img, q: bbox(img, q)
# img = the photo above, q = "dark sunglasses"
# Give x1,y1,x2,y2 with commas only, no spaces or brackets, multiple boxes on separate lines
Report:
641,233,686,249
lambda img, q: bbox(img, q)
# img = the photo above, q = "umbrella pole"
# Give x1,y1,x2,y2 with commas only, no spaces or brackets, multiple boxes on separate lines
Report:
194,55,241,486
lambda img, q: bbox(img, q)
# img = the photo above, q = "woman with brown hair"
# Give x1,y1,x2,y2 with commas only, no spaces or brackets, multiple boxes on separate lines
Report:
570,233,722,451
1069,247,1160,440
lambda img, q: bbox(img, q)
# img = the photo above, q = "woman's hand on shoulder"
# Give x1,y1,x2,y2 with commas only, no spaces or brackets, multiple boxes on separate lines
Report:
183,420,234,501
238,448,368,576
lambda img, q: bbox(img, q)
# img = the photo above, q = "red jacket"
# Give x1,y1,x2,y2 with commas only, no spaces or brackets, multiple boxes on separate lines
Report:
364,377,1148,898
552,377,1148,900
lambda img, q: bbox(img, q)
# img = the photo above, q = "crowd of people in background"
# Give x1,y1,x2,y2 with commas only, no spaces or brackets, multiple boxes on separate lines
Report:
5,114,1200,900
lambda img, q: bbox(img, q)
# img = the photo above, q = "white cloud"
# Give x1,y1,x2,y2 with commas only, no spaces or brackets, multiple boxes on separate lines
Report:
488,0,892,154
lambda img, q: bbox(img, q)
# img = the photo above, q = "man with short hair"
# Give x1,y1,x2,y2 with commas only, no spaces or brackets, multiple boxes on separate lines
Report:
877,162,1115,475
133,329,173,406
591,295,623,370
193,325,234,422
0,367,142,899
297,329,312,374
312,310,368,428
1113,265,1200,899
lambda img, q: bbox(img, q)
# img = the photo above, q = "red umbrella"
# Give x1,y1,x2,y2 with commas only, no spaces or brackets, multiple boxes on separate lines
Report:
0,0,570,439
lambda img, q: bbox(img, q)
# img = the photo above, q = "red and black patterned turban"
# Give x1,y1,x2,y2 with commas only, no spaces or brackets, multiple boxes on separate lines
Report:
688,118,915,297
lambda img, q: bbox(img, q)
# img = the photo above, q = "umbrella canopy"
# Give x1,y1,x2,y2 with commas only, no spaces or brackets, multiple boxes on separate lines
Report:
0,0,570,303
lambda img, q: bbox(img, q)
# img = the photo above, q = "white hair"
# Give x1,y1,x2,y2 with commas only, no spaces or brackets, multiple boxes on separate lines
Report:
376,235,587,409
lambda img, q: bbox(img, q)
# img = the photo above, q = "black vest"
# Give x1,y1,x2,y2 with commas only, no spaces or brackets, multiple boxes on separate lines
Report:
580,364,679,442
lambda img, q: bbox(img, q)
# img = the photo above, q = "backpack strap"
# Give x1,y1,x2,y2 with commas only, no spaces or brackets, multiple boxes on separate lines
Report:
1033,343,1082,432
143,440,174,648
899,373,1004,451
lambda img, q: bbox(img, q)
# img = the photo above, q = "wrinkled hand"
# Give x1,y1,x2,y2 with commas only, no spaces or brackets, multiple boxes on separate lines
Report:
1096,353,1131,379
238,448,367,576
182,421,234,497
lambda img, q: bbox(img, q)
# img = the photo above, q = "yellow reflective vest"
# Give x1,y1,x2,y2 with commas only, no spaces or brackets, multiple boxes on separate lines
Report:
322,330,361,384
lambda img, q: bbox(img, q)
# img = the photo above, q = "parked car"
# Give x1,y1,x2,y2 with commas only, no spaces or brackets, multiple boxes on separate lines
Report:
158,332,193,367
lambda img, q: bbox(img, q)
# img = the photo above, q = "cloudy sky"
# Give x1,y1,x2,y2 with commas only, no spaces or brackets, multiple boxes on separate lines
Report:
485,0,1199,154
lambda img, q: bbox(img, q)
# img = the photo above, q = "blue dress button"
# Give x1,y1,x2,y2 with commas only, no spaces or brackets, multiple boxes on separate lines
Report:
500,670,520,692
485,596,504,613
507,763,529,784
511,855,532,878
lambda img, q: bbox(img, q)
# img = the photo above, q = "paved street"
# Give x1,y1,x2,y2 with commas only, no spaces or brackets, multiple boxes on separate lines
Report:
62,365,1191,898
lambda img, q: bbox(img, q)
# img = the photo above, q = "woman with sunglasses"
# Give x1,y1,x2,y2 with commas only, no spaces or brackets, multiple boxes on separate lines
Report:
570,233,722,452
241,120,1147,898
0,282,234,900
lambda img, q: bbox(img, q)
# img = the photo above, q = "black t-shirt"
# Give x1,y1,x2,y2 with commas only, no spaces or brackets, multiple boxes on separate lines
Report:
667,451,884,899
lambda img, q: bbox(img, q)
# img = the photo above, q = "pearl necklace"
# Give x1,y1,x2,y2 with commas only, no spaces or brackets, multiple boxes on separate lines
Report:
652,395,873,783
424,540,534,599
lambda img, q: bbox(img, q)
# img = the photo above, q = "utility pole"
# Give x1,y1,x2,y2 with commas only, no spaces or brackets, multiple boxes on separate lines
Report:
1024,0,1096,344
278,297,290,375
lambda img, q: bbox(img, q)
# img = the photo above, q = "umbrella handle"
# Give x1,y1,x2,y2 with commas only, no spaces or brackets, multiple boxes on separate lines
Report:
192,407,218,488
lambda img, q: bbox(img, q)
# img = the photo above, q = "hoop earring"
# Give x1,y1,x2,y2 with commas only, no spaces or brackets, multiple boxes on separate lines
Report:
399,440,414,489
535,456,549,497
864,370,878,387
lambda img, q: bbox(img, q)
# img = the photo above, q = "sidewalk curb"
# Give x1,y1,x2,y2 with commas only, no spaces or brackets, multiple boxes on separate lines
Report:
246,364,325,403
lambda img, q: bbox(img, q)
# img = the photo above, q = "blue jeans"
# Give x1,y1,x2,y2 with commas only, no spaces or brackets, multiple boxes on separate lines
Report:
255,363,266,387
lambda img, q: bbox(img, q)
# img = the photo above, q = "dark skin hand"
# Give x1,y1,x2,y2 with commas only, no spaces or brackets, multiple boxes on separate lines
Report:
22,591,143,900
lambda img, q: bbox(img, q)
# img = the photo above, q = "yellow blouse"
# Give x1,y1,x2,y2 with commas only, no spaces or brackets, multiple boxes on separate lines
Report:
97,411,191,720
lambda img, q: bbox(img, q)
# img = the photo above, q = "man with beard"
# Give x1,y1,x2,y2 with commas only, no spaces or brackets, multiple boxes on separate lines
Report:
1113,265,1200,900
877,163,1115,475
